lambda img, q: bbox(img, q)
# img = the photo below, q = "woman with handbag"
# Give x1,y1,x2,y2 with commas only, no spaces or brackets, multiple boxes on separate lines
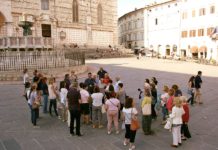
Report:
122,97,138,150
141,89,153,135
169,98,185,148
27,84,40,128
105,92,120,135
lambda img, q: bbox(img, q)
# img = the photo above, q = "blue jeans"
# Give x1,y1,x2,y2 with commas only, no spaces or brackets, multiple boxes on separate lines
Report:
43,95,48,113
162,105,168,121
28,103,37,125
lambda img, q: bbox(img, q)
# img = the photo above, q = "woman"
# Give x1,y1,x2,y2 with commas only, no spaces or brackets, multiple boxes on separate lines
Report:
23,68,29,91
169,98,185,148
102,73,111,85
79,82,90,124
122,97,138,150
172,84,182,97
41,77,48,113
91,86,104,128
161,85,169,124
105,92,120,134
70,70,78,84
59,81,68,122
27,84,40,128
150,83,157,120
141,89,153,135
117,83,126,120
48,78,59,117
166,88,175,114
187,76,195,105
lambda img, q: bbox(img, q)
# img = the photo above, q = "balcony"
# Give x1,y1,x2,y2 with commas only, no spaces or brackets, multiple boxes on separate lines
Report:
0,37,53,50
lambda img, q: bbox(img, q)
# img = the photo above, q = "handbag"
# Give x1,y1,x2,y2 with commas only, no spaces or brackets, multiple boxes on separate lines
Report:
121,121,125,130
32,101,40,109
101,104,106,113
164,118,172,130
130,108,140,131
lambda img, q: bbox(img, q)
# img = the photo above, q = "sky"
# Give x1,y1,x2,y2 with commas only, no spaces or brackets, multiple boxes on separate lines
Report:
118,0,164,17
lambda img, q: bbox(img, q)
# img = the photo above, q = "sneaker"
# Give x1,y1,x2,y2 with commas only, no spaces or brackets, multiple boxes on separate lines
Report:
107,131,111,135
129,145,136,150
98,125,103,129
93,125,97,128
58,116,61,120
116,131,120,134
33,125,40,129
123,141,128,146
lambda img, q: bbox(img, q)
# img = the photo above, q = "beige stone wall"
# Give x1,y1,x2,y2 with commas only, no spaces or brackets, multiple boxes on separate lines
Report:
4,0,118,47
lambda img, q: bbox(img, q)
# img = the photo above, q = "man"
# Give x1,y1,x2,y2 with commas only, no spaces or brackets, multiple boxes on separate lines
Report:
64,74,71,90
194,71,203,104
97,67,107,80
67,82,82,136
84,72,96,94
84,73,95,122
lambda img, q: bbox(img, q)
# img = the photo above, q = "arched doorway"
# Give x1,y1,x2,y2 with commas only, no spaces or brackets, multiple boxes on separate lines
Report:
0,12,6,37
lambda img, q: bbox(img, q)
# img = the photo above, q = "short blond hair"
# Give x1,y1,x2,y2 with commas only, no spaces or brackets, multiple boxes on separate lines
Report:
174,97,182,108
163,85,169,92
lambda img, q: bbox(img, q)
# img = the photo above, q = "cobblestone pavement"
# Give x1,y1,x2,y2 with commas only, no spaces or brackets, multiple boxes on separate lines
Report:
0,57,218,150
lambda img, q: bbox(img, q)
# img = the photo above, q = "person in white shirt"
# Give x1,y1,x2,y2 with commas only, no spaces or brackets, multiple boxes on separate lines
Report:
48,78,59,117
91,86,104,128
114,77,122,93
59,81,68,122
169,98,185,148
122,97,138,150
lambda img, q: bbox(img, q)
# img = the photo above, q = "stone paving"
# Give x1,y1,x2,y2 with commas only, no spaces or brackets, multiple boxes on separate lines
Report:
0,57,218,150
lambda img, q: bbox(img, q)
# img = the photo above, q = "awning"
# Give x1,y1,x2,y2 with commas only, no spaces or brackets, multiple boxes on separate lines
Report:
191,46,198,53
199,46,207,52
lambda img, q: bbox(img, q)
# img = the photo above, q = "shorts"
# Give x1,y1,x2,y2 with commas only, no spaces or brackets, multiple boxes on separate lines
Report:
80,103,90,115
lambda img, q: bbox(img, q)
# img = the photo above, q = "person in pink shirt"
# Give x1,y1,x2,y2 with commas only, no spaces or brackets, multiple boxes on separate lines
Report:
79,82,90,125
105,92,120,135
166,88,175,113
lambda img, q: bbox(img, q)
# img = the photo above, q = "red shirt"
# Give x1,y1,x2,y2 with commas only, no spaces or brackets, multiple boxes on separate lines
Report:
102,77,110,85
166,96,174,112
182,104,189,122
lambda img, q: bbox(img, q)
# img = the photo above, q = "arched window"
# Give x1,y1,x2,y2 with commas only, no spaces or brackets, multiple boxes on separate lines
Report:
72,0,79,22
97,4,103,25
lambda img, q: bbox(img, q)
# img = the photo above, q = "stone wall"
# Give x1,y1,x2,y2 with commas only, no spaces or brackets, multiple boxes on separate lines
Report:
3,0,118,47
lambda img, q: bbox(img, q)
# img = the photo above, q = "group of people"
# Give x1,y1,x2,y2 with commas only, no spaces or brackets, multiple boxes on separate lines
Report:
23,67,203,150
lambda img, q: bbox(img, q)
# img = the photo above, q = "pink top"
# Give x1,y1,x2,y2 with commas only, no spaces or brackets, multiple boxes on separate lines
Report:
105,98,120,111
80,89,89,104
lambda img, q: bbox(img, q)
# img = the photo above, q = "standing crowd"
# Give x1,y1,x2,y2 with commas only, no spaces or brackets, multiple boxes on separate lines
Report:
23,67,203,149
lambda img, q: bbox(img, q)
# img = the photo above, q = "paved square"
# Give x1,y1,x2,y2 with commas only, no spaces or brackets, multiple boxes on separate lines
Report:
0,57,218,150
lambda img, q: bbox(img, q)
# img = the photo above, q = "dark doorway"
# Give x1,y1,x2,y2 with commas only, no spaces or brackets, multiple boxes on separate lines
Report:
41,24,51,37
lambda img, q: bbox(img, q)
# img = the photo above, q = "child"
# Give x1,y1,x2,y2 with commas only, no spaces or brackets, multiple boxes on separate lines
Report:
59,81,68,122
180,96,191,140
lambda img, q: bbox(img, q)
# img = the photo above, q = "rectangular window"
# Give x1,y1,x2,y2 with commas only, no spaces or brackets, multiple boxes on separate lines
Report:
182,12,187,19
41,24,51,37
198,29,204,36
181,31,187,38
189,30,196,37
210,6,215,14
199,8,206,16
207,27,214,36
41,0,49,10
155,18,158,25
192,10,195,17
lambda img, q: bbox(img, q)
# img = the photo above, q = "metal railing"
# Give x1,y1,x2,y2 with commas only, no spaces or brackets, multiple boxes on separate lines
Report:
0,50,85,72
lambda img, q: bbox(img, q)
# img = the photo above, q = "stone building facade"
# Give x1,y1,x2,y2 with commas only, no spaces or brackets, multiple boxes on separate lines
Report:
0,0,118,50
